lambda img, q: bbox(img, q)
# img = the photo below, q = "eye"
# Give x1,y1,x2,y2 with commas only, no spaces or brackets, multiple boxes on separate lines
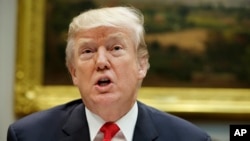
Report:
110,45,125,57
82,49,93,54
112,45,122,51
79,48,95,60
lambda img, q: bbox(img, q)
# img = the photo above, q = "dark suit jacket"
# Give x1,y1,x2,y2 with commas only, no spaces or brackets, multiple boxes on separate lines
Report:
8,99,211,141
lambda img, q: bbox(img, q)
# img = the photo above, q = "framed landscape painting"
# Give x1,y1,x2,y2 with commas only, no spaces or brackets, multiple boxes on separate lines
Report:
15,0,250,119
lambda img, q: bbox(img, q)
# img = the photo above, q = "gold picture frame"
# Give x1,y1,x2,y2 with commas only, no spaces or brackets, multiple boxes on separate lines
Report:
15,0,250,119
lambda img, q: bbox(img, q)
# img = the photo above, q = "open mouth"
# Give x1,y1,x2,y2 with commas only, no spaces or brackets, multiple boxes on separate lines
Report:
97,78,111,86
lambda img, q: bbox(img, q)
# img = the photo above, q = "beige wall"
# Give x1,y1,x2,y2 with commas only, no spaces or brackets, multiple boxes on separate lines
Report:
0,0,17,140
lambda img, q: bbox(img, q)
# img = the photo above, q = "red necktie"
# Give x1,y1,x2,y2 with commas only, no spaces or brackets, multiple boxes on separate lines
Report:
100,122,120,141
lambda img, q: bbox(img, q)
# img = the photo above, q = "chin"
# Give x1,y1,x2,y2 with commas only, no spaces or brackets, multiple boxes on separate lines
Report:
94,94,120,103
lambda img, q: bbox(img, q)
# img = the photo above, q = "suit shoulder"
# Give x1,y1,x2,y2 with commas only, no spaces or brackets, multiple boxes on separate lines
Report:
138,102,211,140
10,99,83,129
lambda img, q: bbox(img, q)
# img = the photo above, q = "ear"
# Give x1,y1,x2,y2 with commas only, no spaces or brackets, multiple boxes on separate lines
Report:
138,56,148,79
69,64,78,86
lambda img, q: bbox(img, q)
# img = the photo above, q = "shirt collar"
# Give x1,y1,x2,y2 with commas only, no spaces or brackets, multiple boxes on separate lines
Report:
85,102,138,141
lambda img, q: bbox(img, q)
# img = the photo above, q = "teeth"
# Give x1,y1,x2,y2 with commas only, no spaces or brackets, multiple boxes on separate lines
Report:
100,78,109,81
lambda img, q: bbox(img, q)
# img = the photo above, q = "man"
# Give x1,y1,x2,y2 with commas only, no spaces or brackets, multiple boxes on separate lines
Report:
8,7,211,141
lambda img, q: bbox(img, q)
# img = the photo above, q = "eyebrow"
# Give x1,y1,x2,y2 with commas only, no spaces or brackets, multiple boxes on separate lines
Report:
75,32,130,48
76,38,95,48
105,32,131,47
106,32,128,41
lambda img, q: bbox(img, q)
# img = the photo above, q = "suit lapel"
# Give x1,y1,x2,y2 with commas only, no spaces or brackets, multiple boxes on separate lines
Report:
133,102,159,141
60,104,90,141
58,100,159,141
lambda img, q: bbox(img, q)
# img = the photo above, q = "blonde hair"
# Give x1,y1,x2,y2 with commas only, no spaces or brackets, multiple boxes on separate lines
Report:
65,6,149,70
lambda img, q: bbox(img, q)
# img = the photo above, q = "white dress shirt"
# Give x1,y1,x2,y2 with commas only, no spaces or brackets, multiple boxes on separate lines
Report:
85,102,138,141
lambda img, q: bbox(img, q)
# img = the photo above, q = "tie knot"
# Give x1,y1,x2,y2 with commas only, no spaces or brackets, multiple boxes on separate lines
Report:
100,122,120,141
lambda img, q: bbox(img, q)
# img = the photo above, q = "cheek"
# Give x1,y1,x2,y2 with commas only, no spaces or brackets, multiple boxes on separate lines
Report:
74,62,93,83
116,58,140,82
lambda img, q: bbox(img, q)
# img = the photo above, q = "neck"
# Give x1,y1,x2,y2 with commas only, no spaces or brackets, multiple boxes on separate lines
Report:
87,101,136,122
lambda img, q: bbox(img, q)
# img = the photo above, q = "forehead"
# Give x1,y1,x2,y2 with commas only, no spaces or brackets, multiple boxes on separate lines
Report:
74,26,132,41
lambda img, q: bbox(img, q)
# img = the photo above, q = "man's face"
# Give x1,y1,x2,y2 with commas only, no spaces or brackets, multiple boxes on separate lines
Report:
69,26,147,114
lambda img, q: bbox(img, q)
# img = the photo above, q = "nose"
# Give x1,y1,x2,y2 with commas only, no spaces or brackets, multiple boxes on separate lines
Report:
95,47,110,71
